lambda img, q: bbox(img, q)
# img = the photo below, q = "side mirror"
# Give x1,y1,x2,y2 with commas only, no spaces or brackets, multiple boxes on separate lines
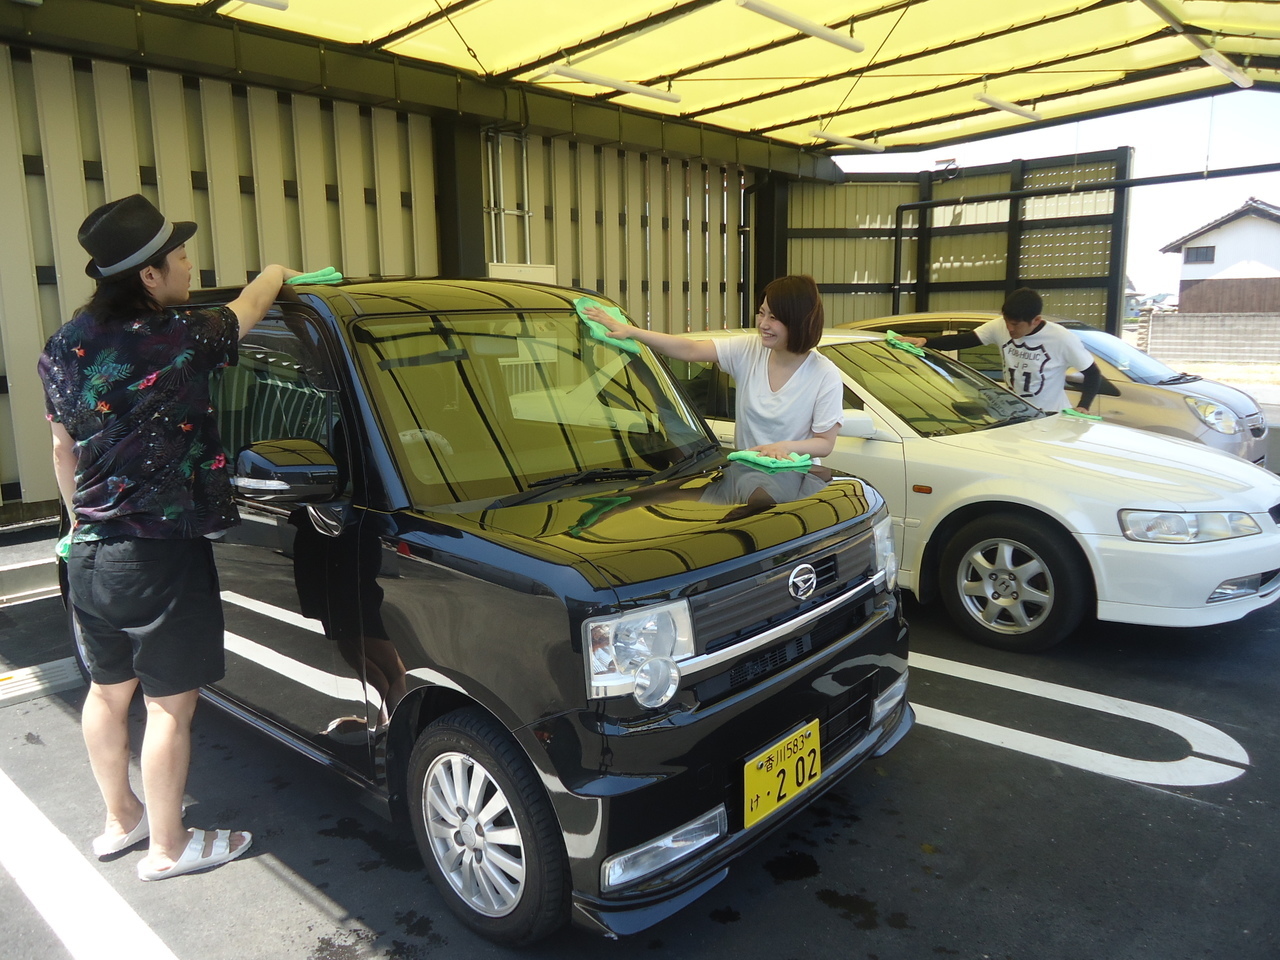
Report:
233,439,340,502
837,409,877,439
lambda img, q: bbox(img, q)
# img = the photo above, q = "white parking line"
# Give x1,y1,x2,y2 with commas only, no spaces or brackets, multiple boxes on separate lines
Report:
911,653,1250,787
0,767,180,960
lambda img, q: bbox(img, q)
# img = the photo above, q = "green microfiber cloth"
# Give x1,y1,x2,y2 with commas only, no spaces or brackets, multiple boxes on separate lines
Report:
286,266,344,285
727,450,812,473
884,329,925,357
55,532,72,559
573,297,643,355
570,495,631,537
1060,407,1103,421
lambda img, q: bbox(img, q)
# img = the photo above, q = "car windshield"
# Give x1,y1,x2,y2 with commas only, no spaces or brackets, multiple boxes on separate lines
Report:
820,339,1043,436
351,311,709,508
1066,326,1184,384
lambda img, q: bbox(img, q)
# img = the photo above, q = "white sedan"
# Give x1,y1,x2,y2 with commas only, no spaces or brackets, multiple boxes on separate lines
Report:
669,329,1280,652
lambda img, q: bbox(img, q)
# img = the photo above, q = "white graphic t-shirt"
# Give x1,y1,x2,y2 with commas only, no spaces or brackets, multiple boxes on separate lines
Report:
974,318,1094,413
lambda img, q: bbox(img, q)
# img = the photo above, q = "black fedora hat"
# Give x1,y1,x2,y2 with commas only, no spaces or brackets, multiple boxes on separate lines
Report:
78,194,197,280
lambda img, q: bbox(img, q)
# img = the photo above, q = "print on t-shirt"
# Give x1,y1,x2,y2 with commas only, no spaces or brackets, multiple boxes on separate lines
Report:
1003,339,1050,399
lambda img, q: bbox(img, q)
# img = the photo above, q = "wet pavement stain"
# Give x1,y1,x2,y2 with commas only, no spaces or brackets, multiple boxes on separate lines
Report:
393,910,435,938
763,849,820,884
267,774,292,791
308,928,376,960
24,732,43,745
708,906,741,924
816,888,879,929
318,815,422,871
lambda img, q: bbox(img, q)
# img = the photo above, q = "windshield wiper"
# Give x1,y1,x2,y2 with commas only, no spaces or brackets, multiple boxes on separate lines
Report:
644,442,721,484
1158,373,1202,385
488,468,653,509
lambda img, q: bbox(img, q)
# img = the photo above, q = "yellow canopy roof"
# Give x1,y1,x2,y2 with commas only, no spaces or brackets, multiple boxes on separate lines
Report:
41,0,1280,153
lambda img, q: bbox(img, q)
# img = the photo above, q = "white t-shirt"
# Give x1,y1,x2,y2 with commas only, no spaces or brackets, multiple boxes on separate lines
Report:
712,335,844,458
974,317,1094,413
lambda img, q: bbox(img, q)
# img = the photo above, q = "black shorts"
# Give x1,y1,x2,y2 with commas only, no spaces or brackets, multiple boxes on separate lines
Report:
66,537,226,698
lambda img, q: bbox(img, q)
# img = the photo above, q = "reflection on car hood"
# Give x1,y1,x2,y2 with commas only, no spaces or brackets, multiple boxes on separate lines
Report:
1152,374,1262,415
934,416,1280,511
447,464,878,587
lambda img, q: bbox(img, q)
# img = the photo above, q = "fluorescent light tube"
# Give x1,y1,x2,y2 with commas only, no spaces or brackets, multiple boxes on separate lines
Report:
974,93,1041,121
547,65,682,103
1198,48,1254,88
810,130,884,152
736,0,865,54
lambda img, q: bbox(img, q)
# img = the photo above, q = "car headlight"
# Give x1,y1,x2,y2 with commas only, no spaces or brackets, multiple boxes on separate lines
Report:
1185,397,1239,435
1119,510,1261,543
584,600,694,707
873,512,898,591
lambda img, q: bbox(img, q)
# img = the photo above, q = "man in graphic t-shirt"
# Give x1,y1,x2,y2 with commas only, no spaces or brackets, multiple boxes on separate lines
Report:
899,287,1102,414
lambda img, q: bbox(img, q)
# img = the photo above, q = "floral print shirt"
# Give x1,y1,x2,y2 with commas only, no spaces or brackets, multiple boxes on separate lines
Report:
37,306,241,540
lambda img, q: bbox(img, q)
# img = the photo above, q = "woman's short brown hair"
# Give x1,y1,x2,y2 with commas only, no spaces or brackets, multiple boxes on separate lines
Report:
759,275,824,354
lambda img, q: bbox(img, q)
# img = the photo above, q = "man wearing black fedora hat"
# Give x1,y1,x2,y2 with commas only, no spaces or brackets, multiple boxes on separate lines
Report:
37,194,301,881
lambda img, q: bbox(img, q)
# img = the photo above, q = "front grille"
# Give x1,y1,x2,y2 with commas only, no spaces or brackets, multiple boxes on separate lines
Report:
1244,412,1267,439
1269,503,1280,526
692,527,876,654
691,595,876,704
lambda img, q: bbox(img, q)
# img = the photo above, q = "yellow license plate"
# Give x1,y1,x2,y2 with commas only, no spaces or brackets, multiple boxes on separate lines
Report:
743,719,822,829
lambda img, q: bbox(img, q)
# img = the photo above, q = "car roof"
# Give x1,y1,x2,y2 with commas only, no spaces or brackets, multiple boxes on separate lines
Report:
676,327,883,345
840,311,1109,335
186,276,605,318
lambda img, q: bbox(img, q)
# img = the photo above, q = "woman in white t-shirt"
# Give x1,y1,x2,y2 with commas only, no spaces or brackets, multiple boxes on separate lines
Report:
584,275,843,461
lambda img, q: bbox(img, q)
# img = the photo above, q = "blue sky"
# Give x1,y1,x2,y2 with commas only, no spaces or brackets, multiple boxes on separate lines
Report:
833,89,1280,296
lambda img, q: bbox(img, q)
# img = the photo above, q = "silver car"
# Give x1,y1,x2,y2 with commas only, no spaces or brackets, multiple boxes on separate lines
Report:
838,312,1269,467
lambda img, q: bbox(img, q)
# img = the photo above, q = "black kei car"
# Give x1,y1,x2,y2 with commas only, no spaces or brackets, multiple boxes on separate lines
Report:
155,278,911,944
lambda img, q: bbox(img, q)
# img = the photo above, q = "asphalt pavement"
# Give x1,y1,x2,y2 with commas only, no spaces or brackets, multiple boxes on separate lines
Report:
3,568,1278,960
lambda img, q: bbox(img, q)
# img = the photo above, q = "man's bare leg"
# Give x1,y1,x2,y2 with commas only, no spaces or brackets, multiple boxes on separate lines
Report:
82,679,144,843
137,690,248,870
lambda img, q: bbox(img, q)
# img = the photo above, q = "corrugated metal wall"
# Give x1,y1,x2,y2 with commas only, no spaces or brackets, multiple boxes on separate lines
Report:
0,44,439,508
482,131,747,334
787,151,1129,330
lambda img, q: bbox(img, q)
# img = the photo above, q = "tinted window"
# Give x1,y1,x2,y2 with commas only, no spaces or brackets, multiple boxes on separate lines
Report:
351,312,709,507
1068,327,1179,384
820,340,1041,436
215,319,339,460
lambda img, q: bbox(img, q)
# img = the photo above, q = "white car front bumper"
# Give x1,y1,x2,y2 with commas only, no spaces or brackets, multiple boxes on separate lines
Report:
1084,530,1280,628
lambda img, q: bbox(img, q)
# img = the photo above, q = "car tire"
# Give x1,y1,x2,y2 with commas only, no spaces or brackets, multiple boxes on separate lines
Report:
407,709,569,945
940,515,1088,652
66,603,93,685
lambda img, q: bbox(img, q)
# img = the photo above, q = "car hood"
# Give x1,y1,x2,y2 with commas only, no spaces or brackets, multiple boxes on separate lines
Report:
932,416,1280,512
443,463,881,589
1152,374,1263,416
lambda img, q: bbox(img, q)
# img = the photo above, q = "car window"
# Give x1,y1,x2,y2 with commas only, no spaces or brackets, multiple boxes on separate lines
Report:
1069,327,1178,384
665,358,734,419
351,312,709,507
820,340,1042,436
214,317,339,462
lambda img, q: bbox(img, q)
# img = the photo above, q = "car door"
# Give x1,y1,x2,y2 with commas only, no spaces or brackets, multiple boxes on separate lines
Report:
209,312,375,774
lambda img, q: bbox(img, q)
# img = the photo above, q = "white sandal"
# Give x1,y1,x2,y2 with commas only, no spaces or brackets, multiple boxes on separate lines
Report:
136,828,252,881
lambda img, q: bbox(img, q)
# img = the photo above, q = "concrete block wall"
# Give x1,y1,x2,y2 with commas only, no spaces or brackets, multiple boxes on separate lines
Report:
1143,313,1280,363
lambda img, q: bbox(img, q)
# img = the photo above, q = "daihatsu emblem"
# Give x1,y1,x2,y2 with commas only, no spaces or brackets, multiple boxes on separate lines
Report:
788,563,818,600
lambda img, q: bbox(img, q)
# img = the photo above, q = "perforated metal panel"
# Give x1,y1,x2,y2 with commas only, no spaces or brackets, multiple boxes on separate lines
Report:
786,149,1129,332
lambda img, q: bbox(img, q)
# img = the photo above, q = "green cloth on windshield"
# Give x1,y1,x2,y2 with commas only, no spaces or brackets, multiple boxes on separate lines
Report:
884,330,925,357
574,297,643,355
